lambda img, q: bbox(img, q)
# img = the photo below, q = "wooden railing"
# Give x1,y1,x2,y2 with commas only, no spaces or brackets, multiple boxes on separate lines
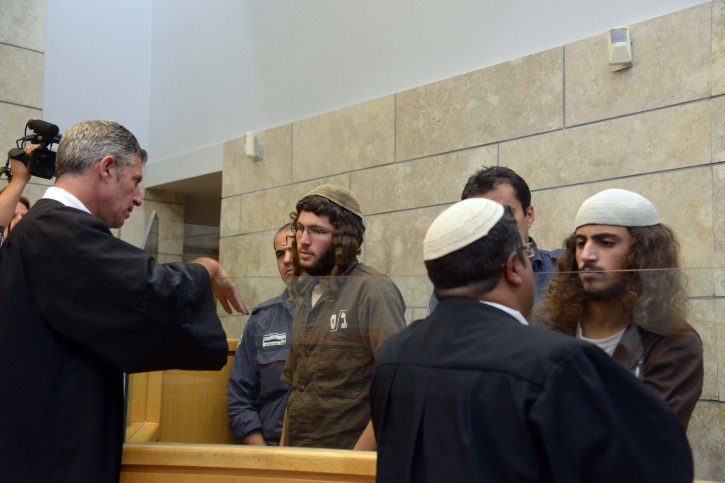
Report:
121,444,376,482
122,339,718,482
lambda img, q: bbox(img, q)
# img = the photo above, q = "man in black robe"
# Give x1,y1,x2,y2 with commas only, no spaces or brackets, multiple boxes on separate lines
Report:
0,120,248,483
370,198,693,483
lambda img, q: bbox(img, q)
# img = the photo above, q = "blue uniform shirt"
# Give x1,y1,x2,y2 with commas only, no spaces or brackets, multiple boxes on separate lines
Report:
227,289,294,444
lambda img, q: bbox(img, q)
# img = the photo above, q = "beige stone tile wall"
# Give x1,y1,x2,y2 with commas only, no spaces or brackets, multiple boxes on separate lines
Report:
0,44,44,108
351,146,497,215
714,0,725,95
223,126,293,197
220,3,723,479
0,0,46,52
292,96,395,182
565,3,711,126
0,0,49,208
395,48,563,161
502,101,712,191
531,168,715,268
139,188,186,261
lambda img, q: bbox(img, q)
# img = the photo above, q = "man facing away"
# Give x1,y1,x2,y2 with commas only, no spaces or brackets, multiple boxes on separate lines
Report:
533,188,703,429
281,185,406,450
0,120,248,483
429,166,560,313
371,197,693,483
228,223,295,445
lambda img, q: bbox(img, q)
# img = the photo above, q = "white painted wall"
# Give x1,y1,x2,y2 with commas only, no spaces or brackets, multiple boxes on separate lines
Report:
44,0,151,147
43,0,705,187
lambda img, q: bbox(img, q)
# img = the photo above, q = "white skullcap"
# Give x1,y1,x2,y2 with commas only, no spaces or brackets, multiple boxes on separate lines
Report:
575,189,660,229
423,198,505,261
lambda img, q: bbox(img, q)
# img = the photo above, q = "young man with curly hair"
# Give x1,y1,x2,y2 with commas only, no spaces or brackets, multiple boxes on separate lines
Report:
280,185,406,450
533,188,703,429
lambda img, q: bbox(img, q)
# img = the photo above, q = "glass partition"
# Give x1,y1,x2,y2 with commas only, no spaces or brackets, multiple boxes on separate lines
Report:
122,220,723,478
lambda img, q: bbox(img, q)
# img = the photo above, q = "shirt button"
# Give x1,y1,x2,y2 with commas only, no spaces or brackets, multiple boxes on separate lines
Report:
299,385,305,392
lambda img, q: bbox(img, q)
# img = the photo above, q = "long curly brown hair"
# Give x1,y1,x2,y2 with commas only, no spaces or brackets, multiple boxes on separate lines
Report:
542,224,688,335
289,195,365,300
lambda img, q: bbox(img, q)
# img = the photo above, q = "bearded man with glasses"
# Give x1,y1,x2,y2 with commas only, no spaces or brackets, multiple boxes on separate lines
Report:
279,185,406,450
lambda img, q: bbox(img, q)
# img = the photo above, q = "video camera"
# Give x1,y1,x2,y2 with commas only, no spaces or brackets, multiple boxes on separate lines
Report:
1,120,62,180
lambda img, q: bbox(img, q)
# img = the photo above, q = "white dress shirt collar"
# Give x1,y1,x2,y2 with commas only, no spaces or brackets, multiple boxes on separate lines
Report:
479,301,529,326
42,186,91,214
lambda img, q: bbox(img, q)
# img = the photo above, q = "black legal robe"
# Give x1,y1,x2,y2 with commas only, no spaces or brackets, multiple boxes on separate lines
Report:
371,298,694,483
0,199,228,483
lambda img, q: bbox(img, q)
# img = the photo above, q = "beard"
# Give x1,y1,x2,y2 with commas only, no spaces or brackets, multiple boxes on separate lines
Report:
297,245,336,277
581,276,629,301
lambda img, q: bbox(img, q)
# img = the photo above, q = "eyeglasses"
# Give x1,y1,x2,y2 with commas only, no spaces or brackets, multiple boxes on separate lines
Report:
291,224,334,238
522,241,536,260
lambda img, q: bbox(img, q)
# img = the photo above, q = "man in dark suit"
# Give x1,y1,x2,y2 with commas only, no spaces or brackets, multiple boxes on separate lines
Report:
370,198,693,483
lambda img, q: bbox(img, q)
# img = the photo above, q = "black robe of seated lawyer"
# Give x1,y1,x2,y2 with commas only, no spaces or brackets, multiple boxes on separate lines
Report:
371,298,693,483
0,199,228,483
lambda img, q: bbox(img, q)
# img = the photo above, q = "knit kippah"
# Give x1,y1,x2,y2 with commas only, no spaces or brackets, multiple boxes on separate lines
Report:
305,185,362,218
575,189,660,229
423,198,504,261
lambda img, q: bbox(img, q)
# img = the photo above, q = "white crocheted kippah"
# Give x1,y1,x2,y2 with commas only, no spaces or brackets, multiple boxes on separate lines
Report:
575,189,660,229
423,198,504,261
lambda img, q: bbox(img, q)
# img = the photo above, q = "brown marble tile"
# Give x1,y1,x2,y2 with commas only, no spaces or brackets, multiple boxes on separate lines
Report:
718,299,725,403
390,276,434,313
690,299,718,401
688,401,725,481
364,205,449,277
118,203,147,248
0,0,46,51
144,188,185,204
503,101,711,190
219,232,281,280
0,45,44,107
238,175,349,234
396,48,563,161
566,4,711,126
351,146,497,215
220,196,241,233
223,125,292,197
715,97,725,164
291,96,394,183
715,165,725,297
714,0,725,95
532,168,714,270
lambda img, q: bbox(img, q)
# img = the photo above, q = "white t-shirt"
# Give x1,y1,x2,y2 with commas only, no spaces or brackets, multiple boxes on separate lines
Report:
576,323,626,356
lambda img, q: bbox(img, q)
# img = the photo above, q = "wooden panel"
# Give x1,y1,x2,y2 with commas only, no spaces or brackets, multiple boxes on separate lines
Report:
127,340,239,444
157,355,236,443
121,444,376,483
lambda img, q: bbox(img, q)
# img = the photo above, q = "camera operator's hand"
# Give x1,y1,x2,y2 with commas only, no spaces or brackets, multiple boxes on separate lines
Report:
9,144,38,184
1,145,36,228
10,156,31,185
